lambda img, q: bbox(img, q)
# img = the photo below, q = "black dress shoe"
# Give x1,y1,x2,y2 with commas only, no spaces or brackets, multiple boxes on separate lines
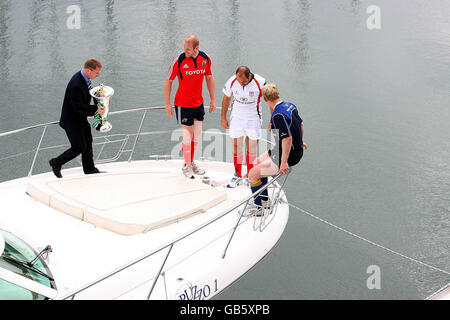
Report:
49,159,62,178
85,167,106,175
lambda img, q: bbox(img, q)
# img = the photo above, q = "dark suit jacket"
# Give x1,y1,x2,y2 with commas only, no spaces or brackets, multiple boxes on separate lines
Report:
59,71,98,129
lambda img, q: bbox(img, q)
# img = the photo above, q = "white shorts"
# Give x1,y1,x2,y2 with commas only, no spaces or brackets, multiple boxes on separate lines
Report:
229,116,262,140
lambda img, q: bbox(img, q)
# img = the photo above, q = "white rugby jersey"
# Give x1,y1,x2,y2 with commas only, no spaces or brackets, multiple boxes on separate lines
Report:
222,73,266,120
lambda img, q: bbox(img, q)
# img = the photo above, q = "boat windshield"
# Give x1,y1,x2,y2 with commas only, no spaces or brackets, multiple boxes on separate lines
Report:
0,229,53,300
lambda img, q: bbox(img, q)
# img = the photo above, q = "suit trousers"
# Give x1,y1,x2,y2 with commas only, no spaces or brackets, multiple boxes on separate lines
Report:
52,121,96,173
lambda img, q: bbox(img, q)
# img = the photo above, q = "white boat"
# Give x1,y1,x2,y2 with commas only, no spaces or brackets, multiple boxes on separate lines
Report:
426,283,450,300
0,106,290,300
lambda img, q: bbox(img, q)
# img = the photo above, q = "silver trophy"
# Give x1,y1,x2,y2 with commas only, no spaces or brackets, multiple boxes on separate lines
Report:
90,83,114,133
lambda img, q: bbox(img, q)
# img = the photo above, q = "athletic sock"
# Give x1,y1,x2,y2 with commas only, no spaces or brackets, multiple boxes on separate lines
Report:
246,151,257,175
191,140,198,163
260,177,268,202
182,143,192,166
233,153,243,178
250,179,264,206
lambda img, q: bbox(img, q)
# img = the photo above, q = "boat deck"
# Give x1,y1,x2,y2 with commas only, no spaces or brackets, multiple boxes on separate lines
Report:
26,162,229,235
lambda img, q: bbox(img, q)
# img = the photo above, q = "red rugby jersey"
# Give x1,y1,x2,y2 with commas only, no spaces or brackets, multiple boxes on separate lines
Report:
166,51,212,108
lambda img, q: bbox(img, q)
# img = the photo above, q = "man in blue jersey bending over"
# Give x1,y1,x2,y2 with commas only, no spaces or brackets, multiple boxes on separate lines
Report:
246,83,307,216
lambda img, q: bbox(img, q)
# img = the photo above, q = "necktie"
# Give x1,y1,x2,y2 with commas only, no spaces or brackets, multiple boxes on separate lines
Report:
87,80,92,90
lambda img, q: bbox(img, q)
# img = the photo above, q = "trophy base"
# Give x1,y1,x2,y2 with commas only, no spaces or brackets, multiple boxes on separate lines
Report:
96,122,112,133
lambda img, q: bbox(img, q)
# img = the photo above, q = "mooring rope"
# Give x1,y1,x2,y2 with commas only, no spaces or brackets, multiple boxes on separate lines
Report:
288,202,450,299
288,202,450,277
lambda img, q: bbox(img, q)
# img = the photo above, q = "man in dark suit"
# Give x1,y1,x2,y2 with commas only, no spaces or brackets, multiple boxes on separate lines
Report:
49,58,105,178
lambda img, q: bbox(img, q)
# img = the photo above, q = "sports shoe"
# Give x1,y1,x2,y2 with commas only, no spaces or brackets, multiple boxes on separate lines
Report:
226,173,243,188
182,164,195,179
191,162,205,175
242,205,264,217
261,199,271,209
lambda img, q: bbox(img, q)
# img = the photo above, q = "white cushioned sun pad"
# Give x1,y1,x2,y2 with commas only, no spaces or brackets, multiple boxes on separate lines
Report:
26,171,227,236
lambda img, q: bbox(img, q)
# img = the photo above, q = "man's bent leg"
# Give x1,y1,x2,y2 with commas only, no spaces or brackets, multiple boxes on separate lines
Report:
51,126,85,167
252,150,270,167
248,157,278,206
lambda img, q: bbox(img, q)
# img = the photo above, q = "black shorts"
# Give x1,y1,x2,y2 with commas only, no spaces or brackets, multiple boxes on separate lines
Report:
176,104,205,126
268,147,303,168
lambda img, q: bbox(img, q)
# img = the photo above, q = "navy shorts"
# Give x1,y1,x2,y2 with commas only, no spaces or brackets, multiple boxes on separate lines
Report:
176,104,205,126
268,147,303,168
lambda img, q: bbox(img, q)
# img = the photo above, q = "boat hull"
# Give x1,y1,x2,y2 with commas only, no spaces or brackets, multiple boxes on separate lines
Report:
0,160,290,300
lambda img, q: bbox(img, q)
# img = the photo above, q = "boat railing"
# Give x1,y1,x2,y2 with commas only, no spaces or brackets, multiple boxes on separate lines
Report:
0,106,289,300
0,106,169,177
0,106,277,177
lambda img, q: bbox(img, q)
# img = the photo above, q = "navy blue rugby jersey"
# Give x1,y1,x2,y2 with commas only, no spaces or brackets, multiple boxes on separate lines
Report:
270,101,303,152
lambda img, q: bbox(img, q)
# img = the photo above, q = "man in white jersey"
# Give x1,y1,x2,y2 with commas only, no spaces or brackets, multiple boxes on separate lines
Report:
221,66,266,187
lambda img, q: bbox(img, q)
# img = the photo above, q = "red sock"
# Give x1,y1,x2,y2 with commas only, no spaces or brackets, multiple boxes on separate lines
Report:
191,140,198,163
182,143,191,166
247,151,257,175
233,153,243,178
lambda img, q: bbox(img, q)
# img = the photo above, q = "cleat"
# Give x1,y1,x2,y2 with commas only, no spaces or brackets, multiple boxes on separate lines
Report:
261,199,271,210
241,205,264,217
191,162,205,175
182,164,195,179
226,173,243,188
